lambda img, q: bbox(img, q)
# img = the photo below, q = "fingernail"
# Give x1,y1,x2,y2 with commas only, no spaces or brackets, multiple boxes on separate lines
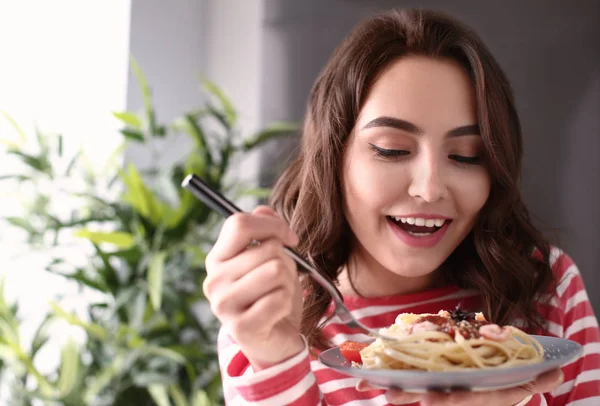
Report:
557,371,564,384
356,382,382,392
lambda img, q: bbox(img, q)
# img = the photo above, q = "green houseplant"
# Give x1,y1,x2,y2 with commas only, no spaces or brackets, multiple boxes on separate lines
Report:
0,58,297,405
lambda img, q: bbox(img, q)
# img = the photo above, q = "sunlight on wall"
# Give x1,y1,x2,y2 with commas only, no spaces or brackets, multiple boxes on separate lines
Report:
0,0,132,394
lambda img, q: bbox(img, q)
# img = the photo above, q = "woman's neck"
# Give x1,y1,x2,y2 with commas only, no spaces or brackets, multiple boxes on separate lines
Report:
336,245,443,298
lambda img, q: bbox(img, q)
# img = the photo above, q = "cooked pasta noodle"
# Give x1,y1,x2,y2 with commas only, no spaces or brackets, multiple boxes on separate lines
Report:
357,310,544,371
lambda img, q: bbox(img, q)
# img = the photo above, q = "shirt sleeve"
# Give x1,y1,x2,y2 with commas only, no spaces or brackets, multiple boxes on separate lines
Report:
543,250,600,405
217,330,325,405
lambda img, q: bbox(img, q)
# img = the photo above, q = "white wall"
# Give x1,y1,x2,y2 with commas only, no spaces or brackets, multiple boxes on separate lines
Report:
0,0,132,397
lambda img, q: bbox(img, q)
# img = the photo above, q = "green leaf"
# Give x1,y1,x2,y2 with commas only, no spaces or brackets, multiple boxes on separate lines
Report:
200,78,236,127
74,229,135,249
83,354,124,403
0,138,18,148
93,244,121,291
0,343,19,366
102,141,127,175
57,134,63,157
35,126,49,156
148,252,166,311
173,115,212,166
130,55,151,115
143,346,196,383
130,55,161,137
206,105,232,132
185,245,208,268
148,385,171,406
113,111,143,130
30,314,52,358
47,267,109,293
167,190,194,230
0,318,19,346
79,152,97,186
64,150,82,176
0,278,6,309
120,128,145,142
165,344,209,362
243,121,298,151
57,340,79,397
191,390,213,406
0,340,56,398
4,216,37,234
114,287,138,312
155,125,167,137
0,344,55,397
169,384,188,406
129,290,147,330
132,372,176,387
0,111,27,144
0,174,31,182
205,371,223,404
120,163,170,225
6,149,52,175
50,302,107,340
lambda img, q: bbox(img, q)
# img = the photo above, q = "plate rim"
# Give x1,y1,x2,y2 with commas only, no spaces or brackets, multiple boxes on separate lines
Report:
318,335,583,380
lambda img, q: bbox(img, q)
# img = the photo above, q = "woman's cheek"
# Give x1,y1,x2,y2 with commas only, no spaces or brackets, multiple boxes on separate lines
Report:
452,168,491,213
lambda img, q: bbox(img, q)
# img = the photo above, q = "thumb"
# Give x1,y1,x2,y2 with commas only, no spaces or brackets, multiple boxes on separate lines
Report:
503,368,564,405
529,369,564,393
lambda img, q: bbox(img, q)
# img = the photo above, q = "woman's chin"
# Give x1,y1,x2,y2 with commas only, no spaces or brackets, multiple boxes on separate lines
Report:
382,264,440,280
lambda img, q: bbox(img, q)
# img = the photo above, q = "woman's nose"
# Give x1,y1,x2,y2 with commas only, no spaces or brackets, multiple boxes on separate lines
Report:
407,154,448,202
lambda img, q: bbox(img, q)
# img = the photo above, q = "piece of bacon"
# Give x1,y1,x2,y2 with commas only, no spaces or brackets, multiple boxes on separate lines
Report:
479,324,512,341
411,320,442,333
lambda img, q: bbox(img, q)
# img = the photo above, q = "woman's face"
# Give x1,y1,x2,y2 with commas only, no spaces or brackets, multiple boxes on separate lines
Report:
342,56,490,283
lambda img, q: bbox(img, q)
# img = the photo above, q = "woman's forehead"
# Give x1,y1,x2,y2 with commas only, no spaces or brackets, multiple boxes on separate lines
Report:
356,56,478,134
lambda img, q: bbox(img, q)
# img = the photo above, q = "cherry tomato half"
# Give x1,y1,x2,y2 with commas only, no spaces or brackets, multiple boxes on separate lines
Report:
340,341,369,364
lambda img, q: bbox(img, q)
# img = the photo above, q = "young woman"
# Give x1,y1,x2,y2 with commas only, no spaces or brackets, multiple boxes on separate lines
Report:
203,8,600,406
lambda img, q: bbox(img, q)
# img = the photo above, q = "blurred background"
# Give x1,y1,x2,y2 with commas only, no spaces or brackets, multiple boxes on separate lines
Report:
0,1,598,405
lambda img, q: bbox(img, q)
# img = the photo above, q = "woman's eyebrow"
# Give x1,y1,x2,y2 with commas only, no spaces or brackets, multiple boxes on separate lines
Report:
361,116,480,137
447,124,480,137
362,116,423,134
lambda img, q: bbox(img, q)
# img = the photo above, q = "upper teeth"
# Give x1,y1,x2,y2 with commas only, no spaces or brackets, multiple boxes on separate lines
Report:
392,217,446,227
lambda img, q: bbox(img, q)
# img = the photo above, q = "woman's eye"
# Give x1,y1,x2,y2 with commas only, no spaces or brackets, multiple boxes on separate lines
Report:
369,143,410,159
449,154,482,165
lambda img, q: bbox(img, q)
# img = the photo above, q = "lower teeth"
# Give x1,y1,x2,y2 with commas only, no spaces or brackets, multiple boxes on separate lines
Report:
408,232,432,237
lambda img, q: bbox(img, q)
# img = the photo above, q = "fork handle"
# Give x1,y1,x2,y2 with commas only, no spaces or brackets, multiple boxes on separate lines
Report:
182,174,345,305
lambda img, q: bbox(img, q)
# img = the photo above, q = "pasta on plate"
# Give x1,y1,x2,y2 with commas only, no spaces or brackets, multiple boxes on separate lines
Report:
340,308,544,372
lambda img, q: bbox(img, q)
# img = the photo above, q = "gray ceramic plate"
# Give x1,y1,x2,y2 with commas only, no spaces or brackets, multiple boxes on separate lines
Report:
318,335,582,392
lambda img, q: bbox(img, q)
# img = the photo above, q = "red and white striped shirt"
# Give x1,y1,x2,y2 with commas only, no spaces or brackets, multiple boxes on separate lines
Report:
218,248,600,405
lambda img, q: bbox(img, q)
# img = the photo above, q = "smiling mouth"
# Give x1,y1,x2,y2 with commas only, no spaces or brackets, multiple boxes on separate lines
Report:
386,216,451,236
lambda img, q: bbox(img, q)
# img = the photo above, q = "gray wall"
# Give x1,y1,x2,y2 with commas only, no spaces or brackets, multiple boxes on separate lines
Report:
125,0,265,211
125,0,205,170
258,0,600,313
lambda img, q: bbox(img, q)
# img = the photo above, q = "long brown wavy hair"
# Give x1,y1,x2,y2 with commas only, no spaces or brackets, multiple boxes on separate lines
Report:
269,8,555,350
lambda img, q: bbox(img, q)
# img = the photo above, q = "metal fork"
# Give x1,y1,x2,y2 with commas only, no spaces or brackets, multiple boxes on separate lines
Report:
181,174,398,342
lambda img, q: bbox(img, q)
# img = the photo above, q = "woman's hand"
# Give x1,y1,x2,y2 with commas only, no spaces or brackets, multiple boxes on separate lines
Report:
357,368,563,405
204,206,304,370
